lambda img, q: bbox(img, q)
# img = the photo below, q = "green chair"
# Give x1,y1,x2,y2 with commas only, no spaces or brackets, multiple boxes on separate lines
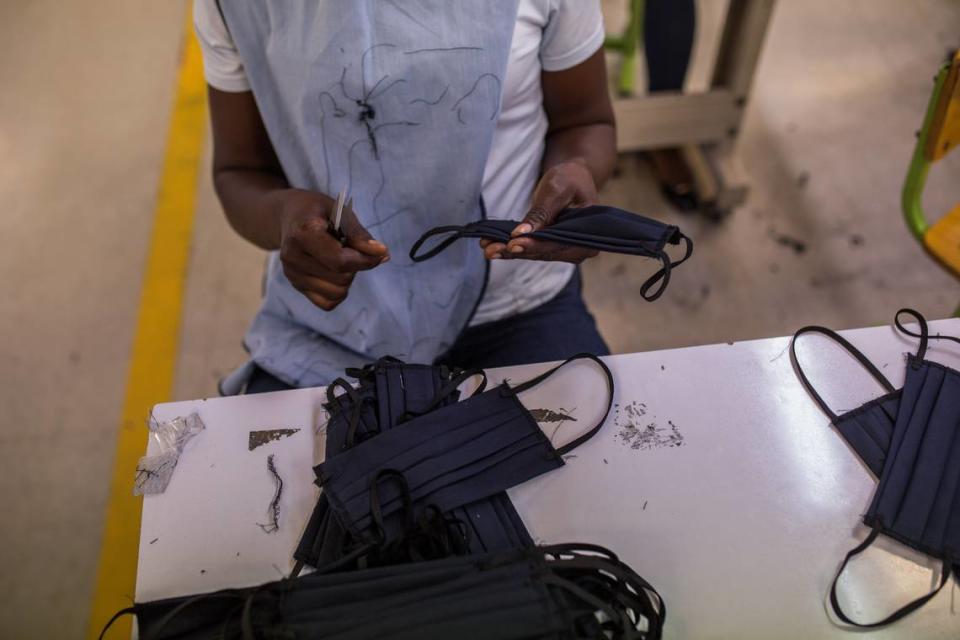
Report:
902,50,960,314
604,0,645,96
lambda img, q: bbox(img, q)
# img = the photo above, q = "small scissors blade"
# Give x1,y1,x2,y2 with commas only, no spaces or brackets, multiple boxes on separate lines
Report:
332,188,346,233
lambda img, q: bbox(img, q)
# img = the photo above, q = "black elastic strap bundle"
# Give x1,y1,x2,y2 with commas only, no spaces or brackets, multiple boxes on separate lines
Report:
102,544,665,640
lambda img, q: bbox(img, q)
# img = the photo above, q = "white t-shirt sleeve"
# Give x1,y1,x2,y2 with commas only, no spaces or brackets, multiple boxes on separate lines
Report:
539,0,605,72
193,0,251,92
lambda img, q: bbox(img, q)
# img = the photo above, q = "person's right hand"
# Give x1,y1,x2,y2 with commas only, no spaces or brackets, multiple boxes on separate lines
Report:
277,189,389,311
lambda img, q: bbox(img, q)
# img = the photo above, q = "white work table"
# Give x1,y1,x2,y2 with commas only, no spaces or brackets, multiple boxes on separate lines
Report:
138,318,960,639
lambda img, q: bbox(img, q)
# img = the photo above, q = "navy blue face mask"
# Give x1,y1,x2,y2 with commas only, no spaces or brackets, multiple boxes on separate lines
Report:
294,358,533,575
328,359,477,452
315,354,614,555
409,206,693,301
791,326,900,477
825,310,960,628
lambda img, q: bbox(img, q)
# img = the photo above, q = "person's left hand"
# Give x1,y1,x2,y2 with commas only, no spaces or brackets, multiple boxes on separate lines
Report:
481,159,600,263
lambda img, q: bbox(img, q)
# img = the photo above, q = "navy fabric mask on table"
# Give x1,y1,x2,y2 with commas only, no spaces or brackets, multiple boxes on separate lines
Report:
294,358,534,574
409,206,693,301
790,325,900,477
295,359,478,573
315,353,614,551
806,310,960,628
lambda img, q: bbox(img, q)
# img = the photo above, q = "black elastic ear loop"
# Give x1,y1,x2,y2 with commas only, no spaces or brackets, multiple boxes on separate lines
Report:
327,378,375,450
541,542,620,562
141,591,247,640
895,308,960,363
895,308,930,362
506,353,615,457
369,469,415,544
409,225,467,262
639,234,693,302
98,607,137,640
789,326,895,423
345,355,405,381
311,541,376,575
829,528,951,628
552,560,662,638
397,368,488,423
540,574,630,636
239,587,261,640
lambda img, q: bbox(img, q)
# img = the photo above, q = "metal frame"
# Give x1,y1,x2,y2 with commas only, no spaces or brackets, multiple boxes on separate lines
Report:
609,0,776,215
902,61,951,240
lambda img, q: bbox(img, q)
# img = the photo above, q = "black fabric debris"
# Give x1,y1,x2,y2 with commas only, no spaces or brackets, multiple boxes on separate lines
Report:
248,429,300,451
256,454,282,534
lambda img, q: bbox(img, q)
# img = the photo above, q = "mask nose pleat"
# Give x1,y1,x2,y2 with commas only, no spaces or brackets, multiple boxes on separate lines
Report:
375,368,393,429
394,437,551,518
838,404,895,477
345,433,546,532
327,404,519,503
395,421,541,492
871,366,945,531
913,372,960,551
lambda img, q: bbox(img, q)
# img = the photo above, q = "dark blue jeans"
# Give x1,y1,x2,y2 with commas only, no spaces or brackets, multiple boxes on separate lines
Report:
246,270,608,393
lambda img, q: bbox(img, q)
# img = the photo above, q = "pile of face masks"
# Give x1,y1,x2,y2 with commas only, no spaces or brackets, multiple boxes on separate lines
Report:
409,206,693,301
294,357,534,574
791,309,960,628
105,353,667,639
300,353,614,575
101,544,665,640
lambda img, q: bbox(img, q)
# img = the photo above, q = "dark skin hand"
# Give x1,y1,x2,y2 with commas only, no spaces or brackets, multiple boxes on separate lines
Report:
481,48,616,263
207,46,613,312
207,88,388,311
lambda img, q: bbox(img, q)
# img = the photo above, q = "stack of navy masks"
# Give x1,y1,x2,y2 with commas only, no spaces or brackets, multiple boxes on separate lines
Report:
294,357,533,575
791,309,960,628
100,544,665,640
409,206,693,301
298,353,614,573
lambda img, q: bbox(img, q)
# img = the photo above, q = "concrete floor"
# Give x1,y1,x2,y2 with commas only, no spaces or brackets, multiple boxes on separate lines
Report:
1,1,959,637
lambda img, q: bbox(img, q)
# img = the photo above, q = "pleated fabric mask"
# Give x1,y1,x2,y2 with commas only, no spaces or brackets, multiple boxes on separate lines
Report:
794,310,960,628
409,206,693,301
294,358,534,574
315,354,614,553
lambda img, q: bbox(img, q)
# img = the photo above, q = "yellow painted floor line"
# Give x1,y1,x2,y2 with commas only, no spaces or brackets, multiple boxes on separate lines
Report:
86,9,207,638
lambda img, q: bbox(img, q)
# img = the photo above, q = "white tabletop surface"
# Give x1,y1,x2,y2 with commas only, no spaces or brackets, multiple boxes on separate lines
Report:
137,318,960,639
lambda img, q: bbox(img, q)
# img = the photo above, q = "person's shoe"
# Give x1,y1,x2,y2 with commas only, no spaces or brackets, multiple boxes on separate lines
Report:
648,148,698,212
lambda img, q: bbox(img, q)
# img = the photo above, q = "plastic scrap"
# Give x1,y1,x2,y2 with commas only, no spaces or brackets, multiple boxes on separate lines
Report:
134,413,206,496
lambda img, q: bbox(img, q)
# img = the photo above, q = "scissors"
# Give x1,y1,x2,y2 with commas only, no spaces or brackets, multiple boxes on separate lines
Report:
329,188,351,245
